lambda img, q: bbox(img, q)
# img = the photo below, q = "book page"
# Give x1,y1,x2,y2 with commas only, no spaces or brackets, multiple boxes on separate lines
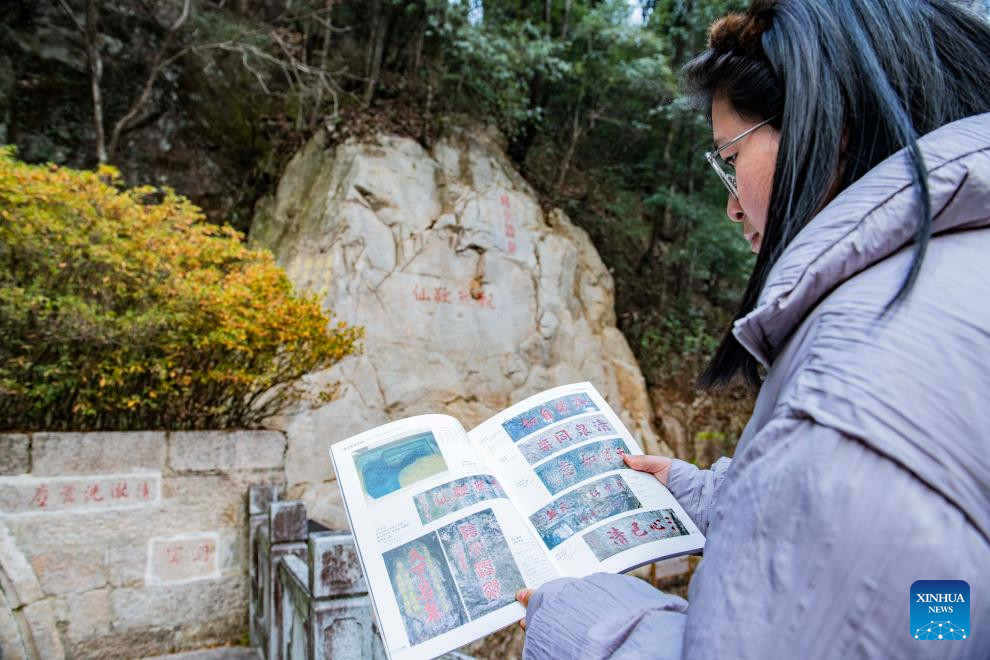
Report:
467,382,705,578
330,414,560,660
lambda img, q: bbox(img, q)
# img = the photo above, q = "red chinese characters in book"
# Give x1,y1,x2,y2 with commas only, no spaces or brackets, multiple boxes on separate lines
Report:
408,549,443,624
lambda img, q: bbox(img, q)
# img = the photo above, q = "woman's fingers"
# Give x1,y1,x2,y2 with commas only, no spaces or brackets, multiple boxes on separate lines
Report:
516,588,534,630
622,453,666,473
622,453,673,486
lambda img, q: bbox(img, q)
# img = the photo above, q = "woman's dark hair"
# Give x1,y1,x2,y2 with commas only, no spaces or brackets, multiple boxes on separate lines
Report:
685,0,990,389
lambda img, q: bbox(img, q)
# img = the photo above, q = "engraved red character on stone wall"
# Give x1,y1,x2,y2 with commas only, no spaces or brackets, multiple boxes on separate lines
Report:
192,543,214,563
413,284,431,302
60,484,76,504
499,194,517,255
433,287,452,304
167,547,183,565
85,484,104,502
31,485,49,509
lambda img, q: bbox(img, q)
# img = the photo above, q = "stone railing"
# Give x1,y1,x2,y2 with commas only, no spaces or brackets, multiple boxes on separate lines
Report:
248,485,474,660
248,484,379,658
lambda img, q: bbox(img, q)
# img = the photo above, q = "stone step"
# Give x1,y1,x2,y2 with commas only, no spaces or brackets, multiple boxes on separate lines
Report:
141,647,261,660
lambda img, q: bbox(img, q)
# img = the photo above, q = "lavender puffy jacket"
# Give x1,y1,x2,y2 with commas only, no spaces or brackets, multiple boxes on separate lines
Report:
522,113,990,659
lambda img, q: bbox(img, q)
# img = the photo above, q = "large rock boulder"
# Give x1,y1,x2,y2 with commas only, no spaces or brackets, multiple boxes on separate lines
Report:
251,122,669,527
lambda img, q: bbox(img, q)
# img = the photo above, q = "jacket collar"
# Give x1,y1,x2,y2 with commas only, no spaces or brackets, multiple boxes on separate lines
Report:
733,112,990,367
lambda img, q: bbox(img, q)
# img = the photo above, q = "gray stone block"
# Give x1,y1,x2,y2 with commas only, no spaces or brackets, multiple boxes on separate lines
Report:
169,431,286,472
314,595,375,660
109,576,248,631
269,500,307,543
31,432,166,475
30,546,108,595
21,598,66,659
0,434,30,475
0,567,30,660
309,532,366,599
140,649,262,660
61,588,112,643
248,483,282,516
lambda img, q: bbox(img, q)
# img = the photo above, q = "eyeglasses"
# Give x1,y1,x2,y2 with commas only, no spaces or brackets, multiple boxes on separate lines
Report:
704,116,777,199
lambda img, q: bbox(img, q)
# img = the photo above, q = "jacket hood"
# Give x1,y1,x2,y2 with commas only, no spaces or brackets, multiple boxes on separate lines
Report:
734,112,990,367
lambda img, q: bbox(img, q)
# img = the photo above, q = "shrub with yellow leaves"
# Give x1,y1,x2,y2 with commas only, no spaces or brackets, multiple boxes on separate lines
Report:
0,147,362,431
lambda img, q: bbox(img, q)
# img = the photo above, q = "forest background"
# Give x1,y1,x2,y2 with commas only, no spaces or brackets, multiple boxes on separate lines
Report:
2,0,770,461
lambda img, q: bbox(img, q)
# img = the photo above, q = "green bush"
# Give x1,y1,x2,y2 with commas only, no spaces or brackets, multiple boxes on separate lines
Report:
0,148,362,431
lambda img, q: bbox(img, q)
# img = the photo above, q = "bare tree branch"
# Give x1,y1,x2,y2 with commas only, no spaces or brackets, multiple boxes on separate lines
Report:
107,0,192,162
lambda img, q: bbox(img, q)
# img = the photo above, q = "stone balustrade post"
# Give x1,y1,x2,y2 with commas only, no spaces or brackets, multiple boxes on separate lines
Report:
260,499,308,659
305,531,376,659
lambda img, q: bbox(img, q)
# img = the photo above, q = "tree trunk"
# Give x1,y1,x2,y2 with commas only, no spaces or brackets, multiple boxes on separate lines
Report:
560,0,571,39
84,0,107,164
555,106,583,192
362,0,388,107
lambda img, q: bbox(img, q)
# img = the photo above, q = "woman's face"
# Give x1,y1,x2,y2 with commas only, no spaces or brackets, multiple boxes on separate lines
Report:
710,95,780,253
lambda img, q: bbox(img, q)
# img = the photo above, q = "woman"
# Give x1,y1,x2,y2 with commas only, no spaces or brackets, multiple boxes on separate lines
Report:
515,1,990,657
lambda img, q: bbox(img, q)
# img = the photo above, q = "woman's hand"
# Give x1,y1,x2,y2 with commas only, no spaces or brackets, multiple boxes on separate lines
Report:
622,452,673,487
516,588,534,630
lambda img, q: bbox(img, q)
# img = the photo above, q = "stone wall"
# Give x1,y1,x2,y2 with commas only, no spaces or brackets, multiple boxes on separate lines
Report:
0,431,286,659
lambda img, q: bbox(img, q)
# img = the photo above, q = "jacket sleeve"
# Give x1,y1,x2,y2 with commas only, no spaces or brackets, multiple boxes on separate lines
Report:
522,416,986,660
665,456,732,535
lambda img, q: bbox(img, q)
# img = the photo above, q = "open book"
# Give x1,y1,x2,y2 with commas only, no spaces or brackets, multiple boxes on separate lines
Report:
329,382,705,660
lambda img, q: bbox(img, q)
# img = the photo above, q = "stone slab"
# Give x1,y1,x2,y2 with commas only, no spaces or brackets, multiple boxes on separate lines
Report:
0,434,30,475
109,576,248,631
169,431,285,472
29,545,108,595
21,598,66,659
0,520,44,606
60,588,112,643
141,649,261,660
146,532,221,586
248,483,282,516
0,472,160,515
269,500,307,543
31,432,166,475
308,532,366,599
